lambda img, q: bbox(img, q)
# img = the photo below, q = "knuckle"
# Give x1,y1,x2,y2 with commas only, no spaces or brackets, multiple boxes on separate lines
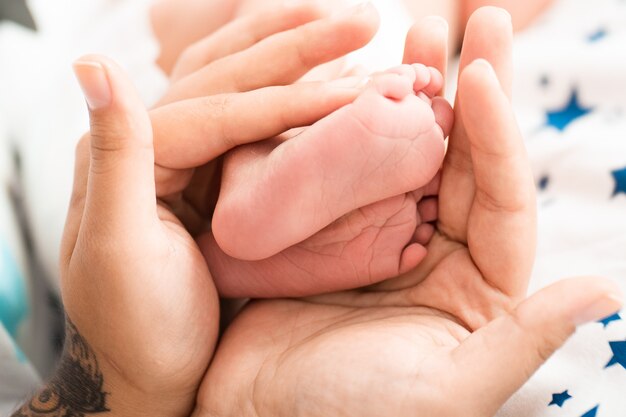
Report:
475,187,532,214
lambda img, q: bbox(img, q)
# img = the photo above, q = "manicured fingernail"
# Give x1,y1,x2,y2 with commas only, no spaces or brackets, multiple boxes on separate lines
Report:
329,76,370,89
73,59,111,110
574,294,624,326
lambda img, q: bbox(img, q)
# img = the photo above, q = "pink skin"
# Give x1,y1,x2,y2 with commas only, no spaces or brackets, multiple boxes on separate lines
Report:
202,64,453,298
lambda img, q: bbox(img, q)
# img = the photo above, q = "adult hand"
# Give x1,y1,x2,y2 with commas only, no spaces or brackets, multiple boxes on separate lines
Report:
147,2,380,226
11,57,218,417
13,5,381,417
191,8,623,417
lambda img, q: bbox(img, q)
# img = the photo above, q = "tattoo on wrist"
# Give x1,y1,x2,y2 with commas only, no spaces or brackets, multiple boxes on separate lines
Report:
12,318,110,416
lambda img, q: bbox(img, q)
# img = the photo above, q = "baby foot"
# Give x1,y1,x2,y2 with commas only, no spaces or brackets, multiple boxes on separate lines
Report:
200,178,442,297
213,64,449,261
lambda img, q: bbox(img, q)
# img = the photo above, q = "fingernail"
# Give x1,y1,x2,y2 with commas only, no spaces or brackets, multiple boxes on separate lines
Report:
335,1,372,18
73,59,111,110
574,294,624,326
494,7,512,24
422,15,449,34
473,58,498,80
329,76,370,89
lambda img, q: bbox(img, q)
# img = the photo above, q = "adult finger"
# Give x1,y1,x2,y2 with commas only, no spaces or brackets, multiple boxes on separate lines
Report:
171,3,329,81
458,7,513,97
461,0,555,33
438,7,513,243
160,2,379,104
403,16,449,90
458,59,535,297
59,134,90,270
451,277,623,417
73,55,156,233
152,77,367,170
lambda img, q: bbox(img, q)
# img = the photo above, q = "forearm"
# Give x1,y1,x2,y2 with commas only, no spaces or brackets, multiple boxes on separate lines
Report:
12,318,194,417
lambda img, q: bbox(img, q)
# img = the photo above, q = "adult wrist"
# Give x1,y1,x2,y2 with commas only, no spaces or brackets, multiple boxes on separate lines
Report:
12,318,197,417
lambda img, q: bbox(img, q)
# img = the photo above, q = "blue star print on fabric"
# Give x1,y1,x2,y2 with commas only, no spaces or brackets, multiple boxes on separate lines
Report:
538,175,550,191
581,405,599,417
606,340,626,369
599,313,622,328
549,390,572,407
588,28,608,42
546,90,593,132
612,166,626,196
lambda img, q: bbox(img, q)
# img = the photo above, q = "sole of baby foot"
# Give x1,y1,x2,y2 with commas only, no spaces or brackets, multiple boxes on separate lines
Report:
213,64,447,260
203,193,435,298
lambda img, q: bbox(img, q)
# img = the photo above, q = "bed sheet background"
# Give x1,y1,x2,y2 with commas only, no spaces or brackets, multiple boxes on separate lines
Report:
0,0,626,415
495,0,626,415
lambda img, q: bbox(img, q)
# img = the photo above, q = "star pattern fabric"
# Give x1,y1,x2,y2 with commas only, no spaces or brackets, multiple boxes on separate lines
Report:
581,406,599,417
599,313,622,328
549,390,572,407
605,341,626,369
611,167,626,196
588,28,608,42
496,0,626,415
545,90,594,132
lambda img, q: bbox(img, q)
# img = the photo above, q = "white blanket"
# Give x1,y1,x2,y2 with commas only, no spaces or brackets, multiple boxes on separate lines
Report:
500,0,626,415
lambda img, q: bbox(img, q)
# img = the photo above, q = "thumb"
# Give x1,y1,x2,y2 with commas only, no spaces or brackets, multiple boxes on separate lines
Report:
73,55,156,231
450,277,623,416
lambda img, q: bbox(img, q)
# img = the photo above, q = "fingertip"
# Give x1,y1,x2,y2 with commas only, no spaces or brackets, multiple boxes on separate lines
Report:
73,56,112,111
460,7,513,97
517,277,624,328
460,58,497,86
466,7,512,37
403,15,448,74
334,1,381,42
406,15,449,52
570,277,623,326
458,59,506,116
73,54,148,118
421,15,449,34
